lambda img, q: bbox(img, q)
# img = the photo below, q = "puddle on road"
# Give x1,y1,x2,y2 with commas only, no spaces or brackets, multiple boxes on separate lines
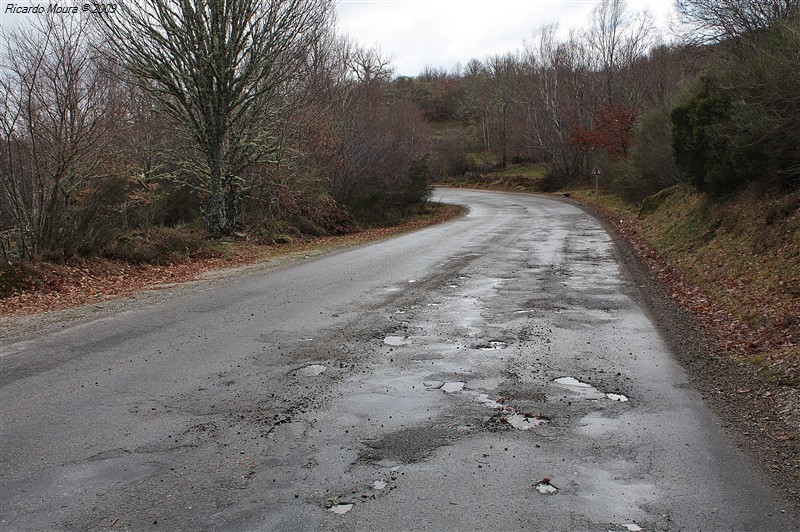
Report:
622,524,643,531
441,382,465,393
296,364,326,377
424,381,465,393
476,394,503,409
606,393,629,402
554,377,593,388
372,480,387,490
384,336,409,346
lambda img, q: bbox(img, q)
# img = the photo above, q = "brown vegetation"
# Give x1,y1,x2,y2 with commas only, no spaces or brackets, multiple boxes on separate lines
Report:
0,204,464,317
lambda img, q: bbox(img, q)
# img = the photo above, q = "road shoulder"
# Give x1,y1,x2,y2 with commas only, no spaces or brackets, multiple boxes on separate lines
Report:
572,198,800,519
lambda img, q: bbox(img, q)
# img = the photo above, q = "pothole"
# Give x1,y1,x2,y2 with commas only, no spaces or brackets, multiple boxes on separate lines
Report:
534,478,558,494
473,340,508,350
384,336,409,346
605,393,629,402
503,413,548,430
296,364,326,377
554,377,629,402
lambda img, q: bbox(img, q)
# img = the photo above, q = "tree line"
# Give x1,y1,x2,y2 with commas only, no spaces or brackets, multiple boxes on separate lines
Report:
1,0,798,266
1,0,430,263
402,0,799,200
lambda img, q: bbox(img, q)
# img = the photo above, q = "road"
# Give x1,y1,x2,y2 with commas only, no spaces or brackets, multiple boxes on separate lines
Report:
1,188,796,531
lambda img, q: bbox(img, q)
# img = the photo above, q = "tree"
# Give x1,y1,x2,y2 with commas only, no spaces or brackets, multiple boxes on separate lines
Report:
588,0,657,105
1,14,121,259
99,0,334,235
671,20,800,194
570,104,637,158
521,25,592,178
675,0,800,50
344,43,394,84
459,58,493,158
485,53,520,167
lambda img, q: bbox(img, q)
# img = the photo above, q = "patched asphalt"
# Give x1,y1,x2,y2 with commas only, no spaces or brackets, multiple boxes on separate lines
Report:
1,189,797,530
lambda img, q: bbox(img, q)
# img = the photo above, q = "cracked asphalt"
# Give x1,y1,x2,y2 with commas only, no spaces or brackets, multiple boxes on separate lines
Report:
1,188,797,531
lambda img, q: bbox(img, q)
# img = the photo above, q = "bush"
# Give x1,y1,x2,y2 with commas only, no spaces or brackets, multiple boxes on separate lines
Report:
611,108,682,202
671,22,800,195
104,226,213,265
540,167,570,192
345,157,433,227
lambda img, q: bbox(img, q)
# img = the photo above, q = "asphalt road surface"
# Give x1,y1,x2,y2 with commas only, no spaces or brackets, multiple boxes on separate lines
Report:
1,188,797,531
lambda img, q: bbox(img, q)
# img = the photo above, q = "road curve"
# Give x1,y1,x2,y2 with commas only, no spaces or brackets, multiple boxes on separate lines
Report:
1,188,796,531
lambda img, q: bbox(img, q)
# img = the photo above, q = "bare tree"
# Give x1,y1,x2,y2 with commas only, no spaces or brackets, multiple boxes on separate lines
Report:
98,0,334,234
675,0,799,47
522,25,593,177
588,0,657,105
1,14,120,258
460,58,492,158
486,53,521,167
344,44,394,84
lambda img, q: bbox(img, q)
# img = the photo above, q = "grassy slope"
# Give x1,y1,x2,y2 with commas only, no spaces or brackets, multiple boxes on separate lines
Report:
442,162,549,190
573,185,799,386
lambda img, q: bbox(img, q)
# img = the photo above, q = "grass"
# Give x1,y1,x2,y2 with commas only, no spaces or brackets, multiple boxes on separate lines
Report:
440,162,549,191
572,184,800,386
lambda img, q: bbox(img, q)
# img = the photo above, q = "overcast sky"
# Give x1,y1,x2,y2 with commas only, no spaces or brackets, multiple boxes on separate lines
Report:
335,0,676,77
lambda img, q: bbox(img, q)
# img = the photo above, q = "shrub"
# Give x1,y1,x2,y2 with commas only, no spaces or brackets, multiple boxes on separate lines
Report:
611,108,682,202
104,226,213,265
671,21,800,195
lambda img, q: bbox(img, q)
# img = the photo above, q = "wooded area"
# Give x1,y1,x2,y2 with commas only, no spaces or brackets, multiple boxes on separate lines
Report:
1,0,798,270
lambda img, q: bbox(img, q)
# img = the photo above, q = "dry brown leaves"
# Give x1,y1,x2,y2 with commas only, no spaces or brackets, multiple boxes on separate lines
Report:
582,199,798,385
0,254,254,317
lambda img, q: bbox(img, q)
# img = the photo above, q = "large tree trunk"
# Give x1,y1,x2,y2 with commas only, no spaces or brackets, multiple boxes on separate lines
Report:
205,152,229,235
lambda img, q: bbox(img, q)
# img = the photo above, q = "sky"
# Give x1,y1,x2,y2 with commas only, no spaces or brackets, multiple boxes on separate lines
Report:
335,0,677,77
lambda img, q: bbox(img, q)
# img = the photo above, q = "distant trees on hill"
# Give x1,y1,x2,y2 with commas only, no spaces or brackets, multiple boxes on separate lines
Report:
2,0,797,264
